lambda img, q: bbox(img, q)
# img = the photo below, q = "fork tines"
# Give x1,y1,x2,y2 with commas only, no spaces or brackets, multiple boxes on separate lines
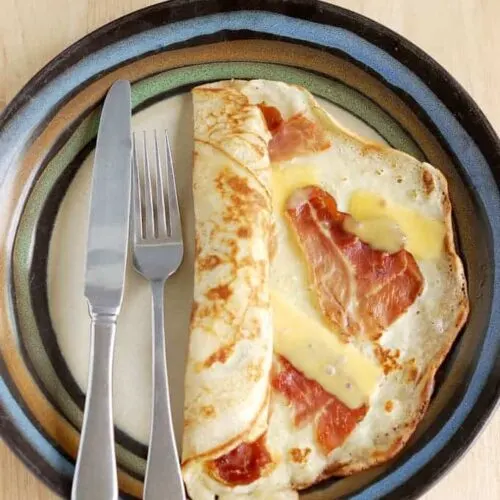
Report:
132,130,181,243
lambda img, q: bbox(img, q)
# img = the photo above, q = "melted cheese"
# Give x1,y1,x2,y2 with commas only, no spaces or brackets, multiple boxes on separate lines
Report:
348,190,445,260
272,165,318,213
343,215,406,254
271,291,382,409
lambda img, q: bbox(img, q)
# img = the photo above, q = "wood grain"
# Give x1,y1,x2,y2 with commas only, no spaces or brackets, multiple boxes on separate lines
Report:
1,0,499,499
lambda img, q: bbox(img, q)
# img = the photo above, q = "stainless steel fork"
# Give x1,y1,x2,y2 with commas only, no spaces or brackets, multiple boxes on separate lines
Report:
131,131,185,500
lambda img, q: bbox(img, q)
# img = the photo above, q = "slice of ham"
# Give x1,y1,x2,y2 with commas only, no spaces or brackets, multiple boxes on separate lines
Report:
316,398,367,455
272,356,367,454
259,104,331,162
259,104,283,134
285,186,424,340
272,356,332,426
208,435,272,486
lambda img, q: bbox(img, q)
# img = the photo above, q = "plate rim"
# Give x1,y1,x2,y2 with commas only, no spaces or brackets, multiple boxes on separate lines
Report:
0,1,499,499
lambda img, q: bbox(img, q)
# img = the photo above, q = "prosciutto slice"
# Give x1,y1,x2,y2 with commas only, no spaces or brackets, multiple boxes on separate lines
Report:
259,104,331,162
285,186,424,340
272,356,367,455
209,435,272,486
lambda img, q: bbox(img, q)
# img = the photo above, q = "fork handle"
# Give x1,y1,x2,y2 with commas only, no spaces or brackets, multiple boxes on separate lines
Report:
72,313,118,500
144,280,186,500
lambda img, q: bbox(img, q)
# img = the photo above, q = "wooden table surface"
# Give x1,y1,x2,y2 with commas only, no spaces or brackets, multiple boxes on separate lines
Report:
1,0,499,498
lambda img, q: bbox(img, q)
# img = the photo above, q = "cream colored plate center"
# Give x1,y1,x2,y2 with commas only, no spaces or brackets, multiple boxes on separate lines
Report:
47,92,385,446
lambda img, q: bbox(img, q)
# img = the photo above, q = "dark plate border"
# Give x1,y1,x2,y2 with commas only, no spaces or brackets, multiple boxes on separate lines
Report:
0,1,499,499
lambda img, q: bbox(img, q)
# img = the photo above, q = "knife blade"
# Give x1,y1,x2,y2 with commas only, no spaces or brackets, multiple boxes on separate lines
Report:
72,80,132,500
84,80,132,311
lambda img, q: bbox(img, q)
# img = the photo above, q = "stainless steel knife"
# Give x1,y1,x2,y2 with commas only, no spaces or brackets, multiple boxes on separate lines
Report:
71,80,132,500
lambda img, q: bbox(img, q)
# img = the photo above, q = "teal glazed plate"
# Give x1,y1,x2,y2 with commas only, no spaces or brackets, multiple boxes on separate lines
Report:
0,1,499,498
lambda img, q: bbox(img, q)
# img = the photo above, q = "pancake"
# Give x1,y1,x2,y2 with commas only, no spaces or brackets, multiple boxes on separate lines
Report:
182,80,469,499
182,82,275,498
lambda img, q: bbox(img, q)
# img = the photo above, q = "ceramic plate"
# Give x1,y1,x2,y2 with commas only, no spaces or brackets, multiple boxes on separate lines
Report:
1,1,499,498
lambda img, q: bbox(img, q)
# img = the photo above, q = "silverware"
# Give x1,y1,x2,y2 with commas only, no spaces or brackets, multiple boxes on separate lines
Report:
131,131,185,500
72,80,132,500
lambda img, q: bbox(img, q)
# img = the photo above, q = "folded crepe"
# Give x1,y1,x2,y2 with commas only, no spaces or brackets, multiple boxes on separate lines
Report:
182,81,275,497
182,80,468,499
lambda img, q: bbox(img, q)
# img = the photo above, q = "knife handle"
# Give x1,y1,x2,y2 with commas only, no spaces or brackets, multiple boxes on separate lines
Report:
72,313,118,500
